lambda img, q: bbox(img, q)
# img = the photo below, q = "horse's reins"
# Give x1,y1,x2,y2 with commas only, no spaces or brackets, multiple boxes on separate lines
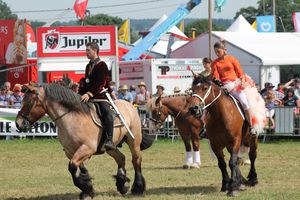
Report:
192,84,222,110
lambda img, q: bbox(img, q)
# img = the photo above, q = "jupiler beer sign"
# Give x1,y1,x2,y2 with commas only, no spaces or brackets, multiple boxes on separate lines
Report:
37,26,117,57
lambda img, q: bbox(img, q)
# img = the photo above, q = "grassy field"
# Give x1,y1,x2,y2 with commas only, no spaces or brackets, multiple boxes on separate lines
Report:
0,138,300,200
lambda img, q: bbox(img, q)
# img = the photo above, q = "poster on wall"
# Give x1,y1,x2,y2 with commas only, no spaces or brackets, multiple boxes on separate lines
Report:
0,19,27,65
37,26,117,57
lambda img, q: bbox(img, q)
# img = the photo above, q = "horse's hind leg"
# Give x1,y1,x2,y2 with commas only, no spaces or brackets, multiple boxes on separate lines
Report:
181,133,193,169
69,145,96,200
247,135,258,186
106,149,130,195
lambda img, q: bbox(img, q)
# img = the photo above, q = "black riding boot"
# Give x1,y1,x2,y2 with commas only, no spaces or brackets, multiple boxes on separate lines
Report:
98,101,116,150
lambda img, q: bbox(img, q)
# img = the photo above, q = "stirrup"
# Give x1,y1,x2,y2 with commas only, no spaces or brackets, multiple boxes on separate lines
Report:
104,140,116,150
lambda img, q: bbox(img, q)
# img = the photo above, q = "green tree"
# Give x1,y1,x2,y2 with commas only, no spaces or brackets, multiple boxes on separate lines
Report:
83,13,123,26
235,0,300,32
184,19,225,38
0,0,17,19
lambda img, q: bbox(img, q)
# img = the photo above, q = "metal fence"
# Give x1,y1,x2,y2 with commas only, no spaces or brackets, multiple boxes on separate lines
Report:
141,106,300,142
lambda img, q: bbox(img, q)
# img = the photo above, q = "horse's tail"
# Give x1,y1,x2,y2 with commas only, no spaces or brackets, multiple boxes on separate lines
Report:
140,132,155,151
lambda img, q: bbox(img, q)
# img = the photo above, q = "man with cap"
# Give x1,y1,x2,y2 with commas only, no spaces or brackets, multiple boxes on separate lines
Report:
79,41,116,150
118,84,133,104
153,84,165,97
135,81,150,105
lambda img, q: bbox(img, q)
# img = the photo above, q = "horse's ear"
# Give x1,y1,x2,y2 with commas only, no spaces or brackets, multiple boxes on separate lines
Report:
191,70,199,78
22,83,38,93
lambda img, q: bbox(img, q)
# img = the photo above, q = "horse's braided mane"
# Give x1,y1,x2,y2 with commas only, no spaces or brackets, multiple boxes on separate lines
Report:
161,92,191,99
44,83,90,113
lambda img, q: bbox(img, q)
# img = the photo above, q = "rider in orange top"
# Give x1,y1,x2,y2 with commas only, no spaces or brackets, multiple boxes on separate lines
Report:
212,41,254,133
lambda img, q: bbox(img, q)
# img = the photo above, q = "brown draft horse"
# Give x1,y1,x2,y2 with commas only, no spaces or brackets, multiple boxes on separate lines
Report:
189,73,258,196
146,94,203,169
15,83,154,200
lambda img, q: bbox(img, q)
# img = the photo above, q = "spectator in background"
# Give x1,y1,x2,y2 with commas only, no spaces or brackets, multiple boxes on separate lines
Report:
4,82,13,95
130,85,137,104
276,83,285,96
153,84,165,97
265,90,281,129
135,81,150,106
261,82,284,100
284,78,300,98
8,85,23,109
201,57,212,77
62,73,72,87
136,81,151,127
0,86,10,107
282,88,300,107
70,83,79,93
108,81,118,100
173,86,181,94
118,84,133,104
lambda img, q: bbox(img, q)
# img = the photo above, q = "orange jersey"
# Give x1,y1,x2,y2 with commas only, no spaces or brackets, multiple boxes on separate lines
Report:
212,55,245,82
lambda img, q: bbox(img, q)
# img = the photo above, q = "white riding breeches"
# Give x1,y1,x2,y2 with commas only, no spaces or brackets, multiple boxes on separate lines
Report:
231,90,250,110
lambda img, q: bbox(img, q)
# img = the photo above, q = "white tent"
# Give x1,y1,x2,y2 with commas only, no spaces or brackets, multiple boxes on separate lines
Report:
170,30,300,87
226,15,257,32
134,14,189,56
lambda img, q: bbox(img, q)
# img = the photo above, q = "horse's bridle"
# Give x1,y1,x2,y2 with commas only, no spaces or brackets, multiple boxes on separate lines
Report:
192,84,222,111
18,89,41,127
18,87,70,129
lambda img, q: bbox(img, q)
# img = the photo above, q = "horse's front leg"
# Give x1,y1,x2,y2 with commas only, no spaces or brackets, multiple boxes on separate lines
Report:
227,146,241,197
247,135,258,186
106,149,130,195
191,129,201,169
213,148,230,192
68,144,96,200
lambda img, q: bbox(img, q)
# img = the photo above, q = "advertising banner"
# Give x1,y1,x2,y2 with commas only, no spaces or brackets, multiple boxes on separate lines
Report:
0,19,27,65
0,108,57,136
37,26,117,57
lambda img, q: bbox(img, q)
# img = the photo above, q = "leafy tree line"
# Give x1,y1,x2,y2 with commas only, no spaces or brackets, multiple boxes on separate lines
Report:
235,0,300,32
2,0,300,41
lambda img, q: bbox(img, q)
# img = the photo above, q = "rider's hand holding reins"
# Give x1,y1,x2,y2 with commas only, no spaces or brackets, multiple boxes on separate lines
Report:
81,93,90,103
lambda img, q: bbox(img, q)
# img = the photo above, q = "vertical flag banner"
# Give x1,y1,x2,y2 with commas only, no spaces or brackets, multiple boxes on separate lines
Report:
118,19,129,43
73,0,88,20
251,20,257,30
256,15,275,32
293,12,300,32
215,0,227,12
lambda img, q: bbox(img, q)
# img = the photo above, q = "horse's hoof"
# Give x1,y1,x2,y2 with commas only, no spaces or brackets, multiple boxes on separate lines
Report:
227,190,238,197
190,162,201,169
246,179,258,187
183,164,191,169
239,184,247,191
80,192,93,200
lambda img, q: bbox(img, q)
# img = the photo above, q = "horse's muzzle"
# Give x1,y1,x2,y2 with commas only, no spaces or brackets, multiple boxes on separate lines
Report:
15,119,31,132
189,105,202,118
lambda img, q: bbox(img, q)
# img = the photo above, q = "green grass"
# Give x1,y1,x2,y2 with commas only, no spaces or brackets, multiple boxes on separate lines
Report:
0,138,300,200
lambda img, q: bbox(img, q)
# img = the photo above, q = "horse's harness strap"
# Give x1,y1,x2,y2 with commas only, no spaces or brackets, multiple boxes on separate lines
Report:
192,86,222,110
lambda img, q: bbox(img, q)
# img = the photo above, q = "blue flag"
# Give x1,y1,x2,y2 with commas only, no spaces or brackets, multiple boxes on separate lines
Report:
215,0,227,12
256,15,276,32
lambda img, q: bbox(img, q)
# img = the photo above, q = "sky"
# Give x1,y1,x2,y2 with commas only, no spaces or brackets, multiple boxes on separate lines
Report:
4,0,259,23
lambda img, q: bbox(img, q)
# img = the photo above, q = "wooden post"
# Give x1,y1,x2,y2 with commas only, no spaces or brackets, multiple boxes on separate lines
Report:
208,0,212,59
